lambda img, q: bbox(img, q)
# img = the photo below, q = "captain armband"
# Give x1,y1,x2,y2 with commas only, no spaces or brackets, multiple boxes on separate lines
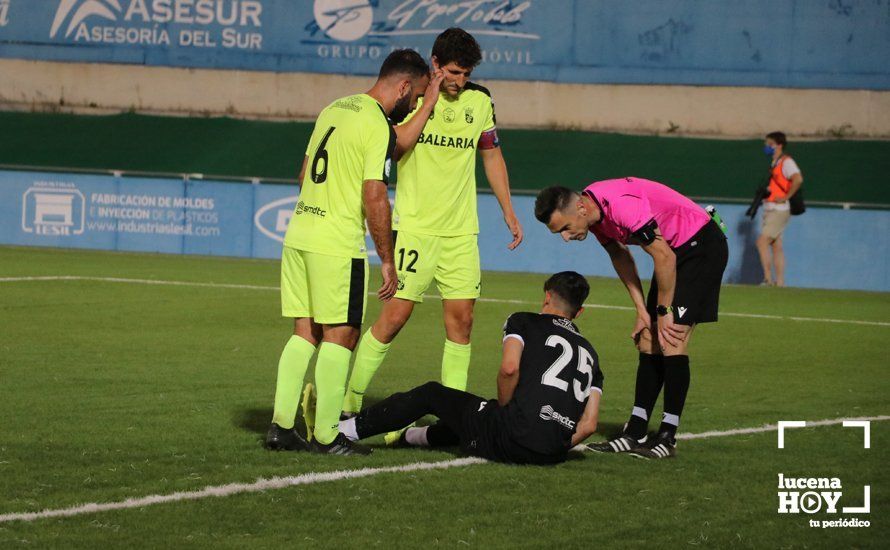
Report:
478,128,500,150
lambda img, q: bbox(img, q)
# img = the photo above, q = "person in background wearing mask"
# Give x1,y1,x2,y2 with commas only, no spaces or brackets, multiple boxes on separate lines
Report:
756,131,803,287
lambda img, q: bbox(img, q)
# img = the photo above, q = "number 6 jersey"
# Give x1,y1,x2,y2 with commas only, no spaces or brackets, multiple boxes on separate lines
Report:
284,94,396,259
501,312,604,454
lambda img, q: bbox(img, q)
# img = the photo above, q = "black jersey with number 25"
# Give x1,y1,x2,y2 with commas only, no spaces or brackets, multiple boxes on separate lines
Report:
501,312,604,456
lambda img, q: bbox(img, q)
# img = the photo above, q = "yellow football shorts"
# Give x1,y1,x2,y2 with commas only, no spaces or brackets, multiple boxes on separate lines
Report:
280,246,368,325
393,230,481,303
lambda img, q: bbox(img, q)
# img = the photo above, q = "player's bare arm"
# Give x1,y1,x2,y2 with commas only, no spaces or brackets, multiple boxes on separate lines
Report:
604,240,651,341
497,336,523,405
640,230,686,349
571,389,601,446
393,71,445,160
480,146,523,250
363,178,397,301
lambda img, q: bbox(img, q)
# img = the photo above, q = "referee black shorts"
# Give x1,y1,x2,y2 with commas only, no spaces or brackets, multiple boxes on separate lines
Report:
646,220,729,326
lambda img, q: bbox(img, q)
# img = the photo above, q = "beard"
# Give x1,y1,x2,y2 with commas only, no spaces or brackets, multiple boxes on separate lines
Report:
389,93,413,124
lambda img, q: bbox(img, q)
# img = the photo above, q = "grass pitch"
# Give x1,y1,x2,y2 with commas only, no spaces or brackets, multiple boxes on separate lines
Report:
0,245,887,548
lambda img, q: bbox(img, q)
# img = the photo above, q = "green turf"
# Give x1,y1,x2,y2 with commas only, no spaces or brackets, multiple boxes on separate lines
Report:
0,246,887,547
1,111,888,204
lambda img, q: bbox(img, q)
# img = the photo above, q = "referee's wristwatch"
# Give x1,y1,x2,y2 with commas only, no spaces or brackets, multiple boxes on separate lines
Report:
656,305,673,317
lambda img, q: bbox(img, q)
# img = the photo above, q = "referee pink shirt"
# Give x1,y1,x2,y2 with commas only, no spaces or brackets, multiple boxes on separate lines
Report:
583,177,709,249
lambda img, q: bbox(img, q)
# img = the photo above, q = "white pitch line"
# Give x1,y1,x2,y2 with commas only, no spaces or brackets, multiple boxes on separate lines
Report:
675,415,890,441
570,415,890,452
1,275,889,327
2,415,887,524
0,275,277,292
0,457,486,524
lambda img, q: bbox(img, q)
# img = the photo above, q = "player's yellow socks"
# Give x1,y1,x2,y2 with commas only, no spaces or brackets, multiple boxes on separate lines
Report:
441,339,471,391
271,335,317,429
343,329,391,413
313,342,353,445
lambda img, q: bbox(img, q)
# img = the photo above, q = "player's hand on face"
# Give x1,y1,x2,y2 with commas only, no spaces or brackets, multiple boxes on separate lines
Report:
505,212,523,250
657,312,685,349
424,71,445,107
631,311,651,342
378,261,398,301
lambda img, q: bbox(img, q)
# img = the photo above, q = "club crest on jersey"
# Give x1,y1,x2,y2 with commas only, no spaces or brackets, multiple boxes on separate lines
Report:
443,107,456,123
464,107,474,124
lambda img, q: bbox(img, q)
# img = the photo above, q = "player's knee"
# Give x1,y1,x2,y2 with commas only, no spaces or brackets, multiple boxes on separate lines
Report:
378,308,412,340
293,318,322,346
635,328,656,354
460,309,474,330
445,308,474,333
662,328,691,355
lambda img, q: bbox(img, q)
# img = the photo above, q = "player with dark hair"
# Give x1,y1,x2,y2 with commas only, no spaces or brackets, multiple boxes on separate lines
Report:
342,28,523,429
334,271,603,464
264,49,438,455
535,179,728,459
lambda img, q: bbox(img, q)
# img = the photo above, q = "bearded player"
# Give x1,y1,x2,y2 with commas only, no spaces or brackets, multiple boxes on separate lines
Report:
342,28,523,422
264,50,434,455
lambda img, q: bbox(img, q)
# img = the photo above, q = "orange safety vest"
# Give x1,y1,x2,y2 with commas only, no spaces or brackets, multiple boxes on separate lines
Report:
767,156,793,202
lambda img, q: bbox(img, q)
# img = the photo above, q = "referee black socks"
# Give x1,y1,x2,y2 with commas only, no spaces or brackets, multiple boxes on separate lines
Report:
625,353,665,439
659,354,690,438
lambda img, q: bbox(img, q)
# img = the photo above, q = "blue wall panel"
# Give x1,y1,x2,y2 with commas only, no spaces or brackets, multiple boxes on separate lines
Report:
1,170,888,292
0,1,887,89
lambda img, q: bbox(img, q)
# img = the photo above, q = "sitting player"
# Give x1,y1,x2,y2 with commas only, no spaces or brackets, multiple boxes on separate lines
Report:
335,271,603,465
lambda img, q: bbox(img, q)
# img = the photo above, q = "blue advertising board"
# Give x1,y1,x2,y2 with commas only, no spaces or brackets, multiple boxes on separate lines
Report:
0,1,887,89
1,169,888,292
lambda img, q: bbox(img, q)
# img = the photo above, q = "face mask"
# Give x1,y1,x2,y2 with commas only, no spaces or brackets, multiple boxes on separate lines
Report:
763,145,775,156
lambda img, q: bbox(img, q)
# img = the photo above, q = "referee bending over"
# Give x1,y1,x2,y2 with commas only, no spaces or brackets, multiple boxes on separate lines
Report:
535,178,728,459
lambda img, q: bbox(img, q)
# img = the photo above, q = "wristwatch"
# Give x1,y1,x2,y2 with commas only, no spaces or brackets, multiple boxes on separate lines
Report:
656,305,673,317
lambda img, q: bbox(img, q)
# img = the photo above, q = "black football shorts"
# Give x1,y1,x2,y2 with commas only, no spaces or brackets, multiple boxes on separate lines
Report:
647,220,729,326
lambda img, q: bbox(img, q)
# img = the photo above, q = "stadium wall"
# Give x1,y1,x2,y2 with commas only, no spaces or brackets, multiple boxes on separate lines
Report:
1,0,889,137
2,169,887,292
3,59,889,137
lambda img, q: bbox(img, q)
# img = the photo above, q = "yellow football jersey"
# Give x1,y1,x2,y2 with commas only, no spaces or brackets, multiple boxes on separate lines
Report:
284,94,395,258
393,83,496,236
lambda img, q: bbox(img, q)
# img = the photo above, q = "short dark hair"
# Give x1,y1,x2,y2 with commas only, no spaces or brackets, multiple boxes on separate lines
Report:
766,131,787,147
379,48,430,80
534,186,577,224
432,27,482,69
544,271,590,316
